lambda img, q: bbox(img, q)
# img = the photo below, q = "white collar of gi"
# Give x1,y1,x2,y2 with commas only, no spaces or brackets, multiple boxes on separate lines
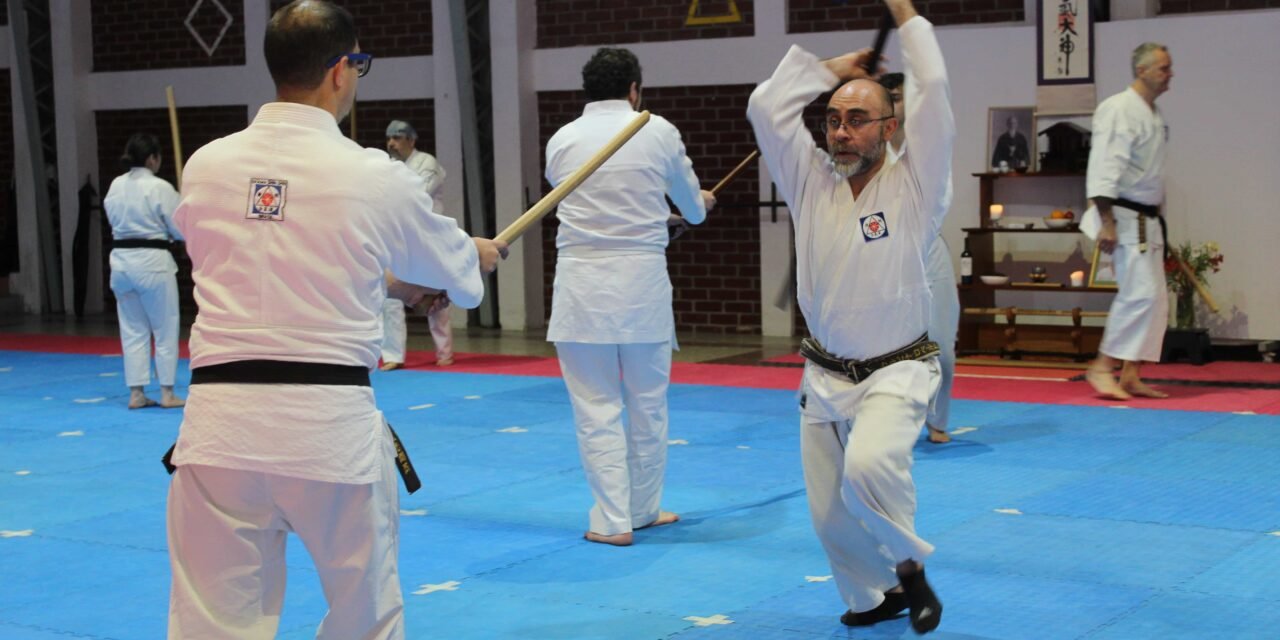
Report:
582,99,635,116
253,102,346,135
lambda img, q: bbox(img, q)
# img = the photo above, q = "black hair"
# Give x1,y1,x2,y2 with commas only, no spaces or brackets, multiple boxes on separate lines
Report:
119,133,161,170
878,73,904,91
581,48,642,102
264,0,358,90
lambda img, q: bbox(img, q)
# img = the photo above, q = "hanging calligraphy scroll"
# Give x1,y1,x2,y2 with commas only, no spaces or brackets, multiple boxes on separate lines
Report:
1038,0,1094,85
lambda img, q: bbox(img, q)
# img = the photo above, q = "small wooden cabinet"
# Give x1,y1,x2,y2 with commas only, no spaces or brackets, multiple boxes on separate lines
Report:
959,172,1114,360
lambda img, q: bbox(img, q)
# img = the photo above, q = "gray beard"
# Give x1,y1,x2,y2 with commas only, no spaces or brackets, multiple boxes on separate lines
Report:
830,145,883,178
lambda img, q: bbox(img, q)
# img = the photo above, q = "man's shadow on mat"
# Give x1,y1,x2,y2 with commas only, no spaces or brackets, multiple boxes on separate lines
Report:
914,437,993,460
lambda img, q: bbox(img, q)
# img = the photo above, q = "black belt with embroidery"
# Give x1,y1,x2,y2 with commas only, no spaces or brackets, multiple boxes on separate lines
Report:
161,359,421,493
1114,198,1168,258
113,238,172,249
800,334,940,384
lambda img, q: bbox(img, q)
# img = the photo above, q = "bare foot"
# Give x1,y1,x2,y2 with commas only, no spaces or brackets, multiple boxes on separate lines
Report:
636,511,680,530
380,362,403,372
160,396,186,409
1121,379,1168,398
436,358,454,367
584,531,633,546
926,427,950,444
128,395,158,410
1086,368,1131,400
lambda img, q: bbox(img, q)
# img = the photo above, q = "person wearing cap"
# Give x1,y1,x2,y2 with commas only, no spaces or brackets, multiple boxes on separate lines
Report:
380,119,452,370
164,1,505,636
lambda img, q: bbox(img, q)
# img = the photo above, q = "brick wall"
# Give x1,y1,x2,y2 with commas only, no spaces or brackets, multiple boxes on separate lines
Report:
347,98,437,158
92,0,247,71
1159,0,1280,13
537,0,754,49
788,0,1023,31
538,84,763,335
268,0,433,57
94,105,248,313
0,70,14,274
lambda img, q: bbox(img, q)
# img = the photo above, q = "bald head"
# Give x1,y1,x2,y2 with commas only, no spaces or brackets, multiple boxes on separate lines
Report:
830,78,895,118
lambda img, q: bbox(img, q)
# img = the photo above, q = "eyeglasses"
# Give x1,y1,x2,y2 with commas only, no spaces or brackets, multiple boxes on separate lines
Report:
823,114,893,133
325,52,373,78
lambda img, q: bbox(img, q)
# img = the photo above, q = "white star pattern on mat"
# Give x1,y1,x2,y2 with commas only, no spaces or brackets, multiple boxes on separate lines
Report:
1,530,34,538
73,398,105,404
951,426,978,435
805,575,833,582
409,403,435,410
668,439,689,445
1109,406,1131,410
412,581,461,595
0,367,12,372
737,445,751,449
497,427,528,433
58,431,84,437
400,509,428,517
15,470,31,476
1269,531,1280,537
994,508,1023,515
42,397,52,400
1234,411,1257,415
684,614,732,627
98,372,119,377
464,395,483,400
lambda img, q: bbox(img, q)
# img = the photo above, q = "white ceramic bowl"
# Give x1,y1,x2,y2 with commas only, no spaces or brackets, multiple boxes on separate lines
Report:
1043,217,1073,229
979,275,1010,286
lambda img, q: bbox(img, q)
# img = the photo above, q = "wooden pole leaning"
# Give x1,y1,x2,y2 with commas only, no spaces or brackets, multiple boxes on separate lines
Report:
710,149,759,196
165,86,185,189
494,110,651,245
1174,256,1221,315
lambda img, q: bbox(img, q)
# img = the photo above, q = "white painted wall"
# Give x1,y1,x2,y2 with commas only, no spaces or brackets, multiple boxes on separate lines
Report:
529,9,1280,340
7,6,1278,338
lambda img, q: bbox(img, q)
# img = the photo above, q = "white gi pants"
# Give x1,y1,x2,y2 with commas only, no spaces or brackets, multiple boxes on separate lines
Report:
1099,241,1168,363
110,269,180,387
926,243,959,432
428,302,453,362
801,359,939,614
166,422,403,639
380,299,407,365
556,341,672,536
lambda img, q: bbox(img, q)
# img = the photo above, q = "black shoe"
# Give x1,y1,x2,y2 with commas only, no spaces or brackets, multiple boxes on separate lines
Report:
899,568,943,634
840,590,908,627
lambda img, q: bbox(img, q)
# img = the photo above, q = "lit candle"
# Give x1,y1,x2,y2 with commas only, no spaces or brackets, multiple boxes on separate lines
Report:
1070,270,1085,287
989,204,1004,219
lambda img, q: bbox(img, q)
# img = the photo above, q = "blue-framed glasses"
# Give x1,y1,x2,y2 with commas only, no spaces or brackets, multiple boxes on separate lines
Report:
325,52,373,78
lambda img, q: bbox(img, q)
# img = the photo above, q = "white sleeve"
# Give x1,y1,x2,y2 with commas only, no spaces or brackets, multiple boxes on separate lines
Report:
156,179,184,241
381,158,484,309
746,45,840,216
660,120,706,225
416,153,446,200
1086,102,1131,200
899,16,955,229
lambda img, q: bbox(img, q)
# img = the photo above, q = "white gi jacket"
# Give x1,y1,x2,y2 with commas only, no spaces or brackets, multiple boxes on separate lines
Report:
104,167,183,273
404,149,446,214
545,100,706,344
747,16,954,421
171,102,482,484
1081,87,1168,244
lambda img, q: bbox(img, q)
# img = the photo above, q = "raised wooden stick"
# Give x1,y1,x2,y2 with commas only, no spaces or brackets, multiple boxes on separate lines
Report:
164,86,185,189
710,149,759,196
1174,256,1221,314
495,111,651,245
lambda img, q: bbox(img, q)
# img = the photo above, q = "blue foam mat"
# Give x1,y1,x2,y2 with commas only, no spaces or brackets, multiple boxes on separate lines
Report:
3,349,1280,638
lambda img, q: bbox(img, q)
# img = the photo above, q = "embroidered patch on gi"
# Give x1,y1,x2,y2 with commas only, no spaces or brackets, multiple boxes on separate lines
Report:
246,178,287,221
860,212,889,242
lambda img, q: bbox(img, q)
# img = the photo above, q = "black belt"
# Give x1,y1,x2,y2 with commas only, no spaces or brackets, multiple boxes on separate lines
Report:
161,360,420,493
800,334,940,384
1114,198,1168,257
113,238,172,249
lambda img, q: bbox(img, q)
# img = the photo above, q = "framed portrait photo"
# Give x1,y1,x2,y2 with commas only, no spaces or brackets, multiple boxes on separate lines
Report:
1088,243,1118,288
987,106,1035,173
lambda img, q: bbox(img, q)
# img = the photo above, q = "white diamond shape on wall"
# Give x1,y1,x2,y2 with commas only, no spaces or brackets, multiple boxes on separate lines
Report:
185,0,234,57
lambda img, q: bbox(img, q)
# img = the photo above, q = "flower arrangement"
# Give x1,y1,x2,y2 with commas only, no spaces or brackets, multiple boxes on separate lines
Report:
1165,241,1224,329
